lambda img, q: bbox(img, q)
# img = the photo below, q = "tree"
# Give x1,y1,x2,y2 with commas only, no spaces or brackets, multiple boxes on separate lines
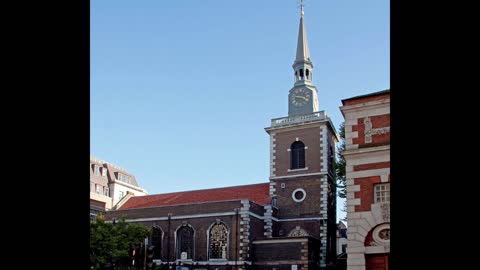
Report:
334,122,347,221
90,215,151,270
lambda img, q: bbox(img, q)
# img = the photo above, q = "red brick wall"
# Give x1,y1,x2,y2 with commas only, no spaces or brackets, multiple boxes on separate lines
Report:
354,176,382,212
343,93,390,106
353,162,390,171
352,114,390,147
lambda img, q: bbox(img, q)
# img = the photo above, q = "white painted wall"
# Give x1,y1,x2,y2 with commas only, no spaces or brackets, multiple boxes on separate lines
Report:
111,182,147,206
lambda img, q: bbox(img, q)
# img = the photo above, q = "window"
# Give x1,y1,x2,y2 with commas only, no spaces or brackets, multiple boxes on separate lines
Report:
374,183,390,203
341,244,347,253
103,187,109,197
101,168,107,177
151,227,162,259
209,223,228,260
94,165,100,175
292,188,306,202
118,191,124,201
117,173,131,184
96,185,102,195
271,197,278,208
176,225,194,260
290,141,305,169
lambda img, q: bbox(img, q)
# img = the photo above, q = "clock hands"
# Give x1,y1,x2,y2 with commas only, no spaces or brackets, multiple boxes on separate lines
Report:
292,95,308,101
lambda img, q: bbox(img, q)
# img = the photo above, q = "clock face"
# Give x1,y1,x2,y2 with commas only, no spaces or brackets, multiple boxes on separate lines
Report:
290,88,311,107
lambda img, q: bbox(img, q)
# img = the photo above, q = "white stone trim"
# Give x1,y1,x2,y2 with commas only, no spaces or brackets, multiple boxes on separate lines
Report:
348,168,390,179
274,217,323,222
347,185,360,192
269,171,327,180
270,133,277,177
345,131,359,139
344,151,390,165
380,174,389,183
287,167,309,172
345,124,353,133
372,223,390,245
340,99,390,114
347,198,360,206
342,145,389,157
252,238,308,244
320,127,328,172
365,245,390,254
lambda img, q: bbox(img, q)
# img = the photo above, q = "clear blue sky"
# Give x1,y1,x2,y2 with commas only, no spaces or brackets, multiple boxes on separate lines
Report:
90,0,389,223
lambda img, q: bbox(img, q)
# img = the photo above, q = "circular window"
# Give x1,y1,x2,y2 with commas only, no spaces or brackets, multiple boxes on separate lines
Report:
292,188,306,202
372,223,390,244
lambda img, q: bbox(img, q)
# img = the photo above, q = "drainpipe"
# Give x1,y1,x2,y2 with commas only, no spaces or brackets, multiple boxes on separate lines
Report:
234,208,239,270
167,213,172,265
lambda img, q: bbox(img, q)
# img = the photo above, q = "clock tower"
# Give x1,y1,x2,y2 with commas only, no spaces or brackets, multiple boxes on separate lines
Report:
265,5,339,269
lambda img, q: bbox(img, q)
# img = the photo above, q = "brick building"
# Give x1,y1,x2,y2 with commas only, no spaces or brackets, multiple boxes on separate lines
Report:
105,6,337,270
90,157,148,220
339,90,390,270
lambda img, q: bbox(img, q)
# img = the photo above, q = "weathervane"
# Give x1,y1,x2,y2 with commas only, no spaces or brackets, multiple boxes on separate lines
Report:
297,0,305,15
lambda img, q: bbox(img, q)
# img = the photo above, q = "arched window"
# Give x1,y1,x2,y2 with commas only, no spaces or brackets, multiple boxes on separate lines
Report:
299,69,304,78
151,226,162,259
306,69,310,79
291,141,305,169
176,225,194,260
208,222,228,260
288,226,309,237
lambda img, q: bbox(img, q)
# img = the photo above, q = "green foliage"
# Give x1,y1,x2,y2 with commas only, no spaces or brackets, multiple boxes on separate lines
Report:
90,215,151,270
334,122,347,220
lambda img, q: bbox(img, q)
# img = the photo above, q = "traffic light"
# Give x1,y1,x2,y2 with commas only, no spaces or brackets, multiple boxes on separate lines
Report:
146,245,155,270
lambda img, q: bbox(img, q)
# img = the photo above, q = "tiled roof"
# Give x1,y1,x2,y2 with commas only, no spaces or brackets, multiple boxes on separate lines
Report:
119,183,270,210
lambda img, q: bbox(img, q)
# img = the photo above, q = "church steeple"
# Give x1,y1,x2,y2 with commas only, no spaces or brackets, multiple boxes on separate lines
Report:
295,5,311,65
293,4,314,84
288,3,319,116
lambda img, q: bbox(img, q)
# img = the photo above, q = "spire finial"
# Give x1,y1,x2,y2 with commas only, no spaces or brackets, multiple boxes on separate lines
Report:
294,0,310,63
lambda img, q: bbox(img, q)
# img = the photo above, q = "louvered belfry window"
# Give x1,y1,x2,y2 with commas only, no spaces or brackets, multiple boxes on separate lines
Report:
291,141,306,169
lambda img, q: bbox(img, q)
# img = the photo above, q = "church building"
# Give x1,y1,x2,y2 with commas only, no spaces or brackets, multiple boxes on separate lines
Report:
105,6,338,270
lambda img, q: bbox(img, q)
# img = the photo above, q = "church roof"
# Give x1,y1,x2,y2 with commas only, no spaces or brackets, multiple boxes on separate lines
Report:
119,182,270,209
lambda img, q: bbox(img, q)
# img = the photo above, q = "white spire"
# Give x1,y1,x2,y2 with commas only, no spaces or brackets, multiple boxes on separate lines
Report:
295,3,310,63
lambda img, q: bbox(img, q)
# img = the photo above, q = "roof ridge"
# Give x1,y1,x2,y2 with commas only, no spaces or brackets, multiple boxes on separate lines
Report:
136,182,269,198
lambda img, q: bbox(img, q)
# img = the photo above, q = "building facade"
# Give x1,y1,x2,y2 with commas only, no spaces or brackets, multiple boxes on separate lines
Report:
339,90,390,270
90,157,148,220
104,6,337,270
